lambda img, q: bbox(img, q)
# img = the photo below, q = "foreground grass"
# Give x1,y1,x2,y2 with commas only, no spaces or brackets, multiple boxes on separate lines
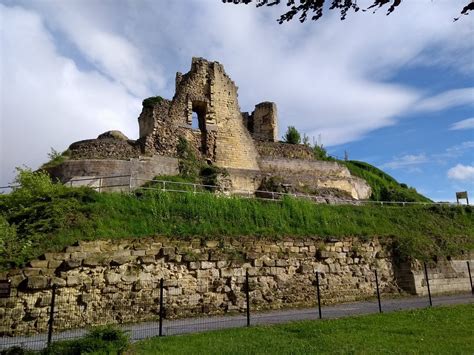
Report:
130,304,474,354
1,181,474,268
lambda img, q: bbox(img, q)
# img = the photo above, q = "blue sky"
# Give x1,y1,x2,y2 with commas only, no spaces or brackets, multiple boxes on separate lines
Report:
0,0,473,201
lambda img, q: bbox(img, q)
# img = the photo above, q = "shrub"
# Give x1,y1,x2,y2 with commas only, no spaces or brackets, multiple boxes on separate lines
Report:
142,96,163,108
42,325,129,355
283,126,301,144
41,148,71,169
313,145,328,160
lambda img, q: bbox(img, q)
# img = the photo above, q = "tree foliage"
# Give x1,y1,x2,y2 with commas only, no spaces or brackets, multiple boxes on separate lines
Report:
222,0,473,23
283,126,301,144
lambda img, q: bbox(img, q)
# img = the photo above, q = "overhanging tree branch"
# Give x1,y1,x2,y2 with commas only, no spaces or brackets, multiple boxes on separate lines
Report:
222,0,473,23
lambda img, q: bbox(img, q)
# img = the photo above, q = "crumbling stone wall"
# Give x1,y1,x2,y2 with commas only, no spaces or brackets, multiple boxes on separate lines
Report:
68,139,141,160
0,236,399,336
259,158,372,200
255,141,314,160
136,58,259,170
243,102,278,142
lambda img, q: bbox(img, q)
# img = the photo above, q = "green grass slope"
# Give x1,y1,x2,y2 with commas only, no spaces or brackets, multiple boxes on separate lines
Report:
342,160,432,202
1,170,472,270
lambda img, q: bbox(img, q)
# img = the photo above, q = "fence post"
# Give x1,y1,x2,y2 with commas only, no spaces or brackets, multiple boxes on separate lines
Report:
129,175,132,193
423,262,432,307
245,270,250,327
163,181,166,192
374,270,382,313
316,271,322,319
47,284,57,347
159,278,164,337
467,261,473,295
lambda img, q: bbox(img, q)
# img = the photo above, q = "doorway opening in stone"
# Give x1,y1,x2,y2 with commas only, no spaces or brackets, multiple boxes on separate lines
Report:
191,112,199,129
191,100,208,154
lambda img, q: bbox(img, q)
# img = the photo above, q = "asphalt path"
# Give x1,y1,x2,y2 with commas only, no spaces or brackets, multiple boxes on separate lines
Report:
1,293,472,351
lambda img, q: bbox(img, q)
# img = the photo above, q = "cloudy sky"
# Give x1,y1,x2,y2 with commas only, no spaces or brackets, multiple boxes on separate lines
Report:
0,0,473,201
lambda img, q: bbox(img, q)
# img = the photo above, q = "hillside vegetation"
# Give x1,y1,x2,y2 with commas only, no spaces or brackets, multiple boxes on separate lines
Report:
342,160,431,202
0,169,472,270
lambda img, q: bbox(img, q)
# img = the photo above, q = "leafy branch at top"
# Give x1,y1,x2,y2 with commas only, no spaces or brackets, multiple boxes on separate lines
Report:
222,0,472,23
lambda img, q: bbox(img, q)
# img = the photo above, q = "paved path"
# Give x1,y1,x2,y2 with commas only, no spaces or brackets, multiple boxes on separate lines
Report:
1,293,472,350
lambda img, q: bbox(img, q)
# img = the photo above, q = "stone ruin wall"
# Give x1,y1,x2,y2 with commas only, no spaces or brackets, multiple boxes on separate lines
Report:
1,237,397,336
1,236,472,336
137,58,259,170
243,102,278,142
49,57,371,200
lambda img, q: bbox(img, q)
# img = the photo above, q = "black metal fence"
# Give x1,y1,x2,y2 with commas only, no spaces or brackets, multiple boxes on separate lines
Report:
0,262,472,351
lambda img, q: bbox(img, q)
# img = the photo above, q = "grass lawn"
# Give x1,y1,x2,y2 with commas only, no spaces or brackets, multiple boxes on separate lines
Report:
130,304,474,354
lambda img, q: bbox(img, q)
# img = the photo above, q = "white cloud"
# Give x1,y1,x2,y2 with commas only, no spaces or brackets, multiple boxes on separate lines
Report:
415,88,474,112
450,117,474,130
0,5,142,185
1,0,473,186
447,164,474,181
381,154,428,170
24,1,164,98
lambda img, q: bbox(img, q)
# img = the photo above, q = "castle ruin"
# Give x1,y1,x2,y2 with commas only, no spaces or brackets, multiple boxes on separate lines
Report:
47,58,371,200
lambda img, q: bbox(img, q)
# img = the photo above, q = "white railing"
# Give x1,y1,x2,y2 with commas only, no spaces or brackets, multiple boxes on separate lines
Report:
0,175,465,207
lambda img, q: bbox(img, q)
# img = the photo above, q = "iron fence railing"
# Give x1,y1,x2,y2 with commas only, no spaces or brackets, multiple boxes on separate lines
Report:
0,174,466,207
0,262,472,351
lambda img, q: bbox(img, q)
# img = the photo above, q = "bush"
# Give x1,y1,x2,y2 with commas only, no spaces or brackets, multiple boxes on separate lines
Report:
41,148,71,169
177,136,200,179
0,168,97,269
283,126,301,144
313,145,328,160
42,325,129,355
142,96,163,108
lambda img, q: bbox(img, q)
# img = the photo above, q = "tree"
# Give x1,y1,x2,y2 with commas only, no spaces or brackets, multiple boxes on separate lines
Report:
283,126,301,144
222,0,473,24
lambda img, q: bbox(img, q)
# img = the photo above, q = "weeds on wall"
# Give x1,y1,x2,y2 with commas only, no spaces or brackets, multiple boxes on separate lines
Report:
40,148,71,169
142,95,164,108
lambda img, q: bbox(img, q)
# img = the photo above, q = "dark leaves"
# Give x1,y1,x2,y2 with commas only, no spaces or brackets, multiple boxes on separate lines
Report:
222,0,471,23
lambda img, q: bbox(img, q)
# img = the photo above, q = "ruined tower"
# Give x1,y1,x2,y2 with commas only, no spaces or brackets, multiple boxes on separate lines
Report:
138,57,260,170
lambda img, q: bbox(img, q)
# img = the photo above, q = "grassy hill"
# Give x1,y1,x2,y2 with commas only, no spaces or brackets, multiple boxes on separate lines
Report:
0,169,472,270
342,160,431,202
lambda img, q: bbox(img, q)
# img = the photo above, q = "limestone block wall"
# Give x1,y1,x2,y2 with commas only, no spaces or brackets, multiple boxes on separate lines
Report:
244,102,278,142
209,62,260,170
0,237,399,336
255,141,314,160
396,257,474,296
46,156,179,190
259,158,372,200
68,139,141,160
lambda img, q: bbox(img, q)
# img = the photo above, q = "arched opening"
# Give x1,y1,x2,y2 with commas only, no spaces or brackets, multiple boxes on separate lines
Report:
190,100,208,154
191,111,199,130
191,101,207,132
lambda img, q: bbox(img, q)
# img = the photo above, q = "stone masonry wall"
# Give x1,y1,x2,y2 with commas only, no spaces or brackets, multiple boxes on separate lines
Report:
1,237,398,336
69,139,141,160
46,156,179,189
244,102,278,142
259,158,372,200
395,256,474,296
255,141,314,160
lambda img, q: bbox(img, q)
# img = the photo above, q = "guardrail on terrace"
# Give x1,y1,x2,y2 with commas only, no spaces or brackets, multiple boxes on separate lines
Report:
0,174,465,207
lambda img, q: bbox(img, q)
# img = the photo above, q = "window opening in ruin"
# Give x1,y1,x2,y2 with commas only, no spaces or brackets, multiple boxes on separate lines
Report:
191,101,207,133
191,111,199,129
191,101,208,153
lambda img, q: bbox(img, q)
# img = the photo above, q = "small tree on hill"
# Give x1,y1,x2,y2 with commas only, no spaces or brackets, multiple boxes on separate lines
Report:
283,126,301,144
